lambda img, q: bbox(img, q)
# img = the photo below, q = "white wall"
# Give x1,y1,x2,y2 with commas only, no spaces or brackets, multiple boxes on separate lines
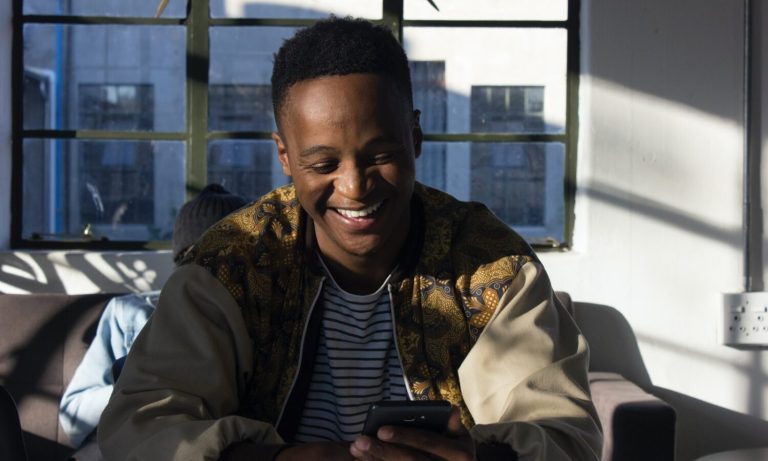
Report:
1,1,768,459
538,0,768,459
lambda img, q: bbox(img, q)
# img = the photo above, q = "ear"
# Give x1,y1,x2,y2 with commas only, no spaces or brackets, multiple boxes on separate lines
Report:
412,110,423,159
272,132,292,176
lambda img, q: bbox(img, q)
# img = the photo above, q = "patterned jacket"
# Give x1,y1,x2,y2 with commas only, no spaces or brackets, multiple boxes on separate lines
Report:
99,183,602,461
184,182,536,433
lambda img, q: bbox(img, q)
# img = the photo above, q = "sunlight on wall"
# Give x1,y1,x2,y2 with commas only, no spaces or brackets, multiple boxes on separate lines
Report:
586,78,742,219
543,73,759,422
0,251,173,294
47,252,101,293
83,252,129,285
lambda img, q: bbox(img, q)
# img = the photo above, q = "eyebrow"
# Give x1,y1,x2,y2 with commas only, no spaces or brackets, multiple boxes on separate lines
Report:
300,145,339,158
298,136,404,158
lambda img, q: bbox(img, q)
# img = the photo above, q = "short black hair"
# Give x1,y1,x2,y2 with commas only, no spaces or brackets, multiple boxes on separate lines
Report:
271,16,413,126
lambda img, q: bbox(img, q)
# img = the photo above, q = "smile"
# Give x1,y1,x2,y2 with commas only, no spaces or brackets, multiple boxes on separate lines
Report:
335,201,383,219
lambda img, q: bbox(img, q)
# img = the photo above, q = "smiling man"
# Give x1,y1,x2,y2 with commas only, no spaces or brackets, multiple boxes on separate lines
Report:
272,71,418,295
99,17,601,461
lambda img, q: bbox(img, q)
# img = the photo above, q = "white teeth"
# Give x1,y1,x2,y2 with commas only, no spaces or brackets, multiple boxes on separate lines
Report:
336,201,382,218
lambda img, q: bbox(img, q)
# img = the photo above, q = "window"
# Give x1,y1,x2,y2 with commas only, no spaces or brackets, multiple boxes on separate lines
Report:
208,84,281,199
412,61,447,191
468,86,564,240
12,0,579,249
77,84,156,240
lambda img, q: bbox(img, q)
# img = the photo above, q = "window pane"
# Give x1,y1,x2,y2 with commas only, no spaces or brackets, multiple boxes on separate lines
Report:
208,141,289,200
210,27,298,131
416,142,448,191
209,85,274,132
471,86,546,133
212,0,382,19
22,139,186,241
404,0,566,21
23,25,186,131
23,0,186,17
416,141,564,244
404,27,566,134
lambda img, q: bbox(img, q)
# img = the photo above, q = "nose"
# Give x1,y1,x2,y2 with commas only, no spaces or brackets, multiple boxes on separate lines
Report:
335,163,371,201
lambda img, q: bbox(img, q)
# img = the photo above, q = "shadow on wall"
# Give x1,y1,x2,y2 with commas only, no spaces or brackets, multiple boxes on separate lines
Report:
576,180,768,457
0,251,175,294
586,0,747,127
580,180,743,252
577,301,768,461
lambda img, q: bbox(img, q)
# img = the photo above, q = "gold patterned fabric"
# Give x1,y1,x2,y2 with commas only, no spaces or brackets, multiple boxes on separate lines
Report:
183,182,536,431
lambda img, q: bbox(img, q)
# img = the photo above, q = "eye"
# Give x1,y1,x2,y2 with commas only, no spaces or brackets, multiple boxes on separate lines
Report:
309,162,338,174
372,151,398,164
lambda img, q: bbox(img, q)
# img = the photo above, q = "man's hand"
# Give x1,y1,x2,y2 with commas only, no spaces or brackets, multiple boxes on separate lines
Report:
349,407,475,461
277,442,356,461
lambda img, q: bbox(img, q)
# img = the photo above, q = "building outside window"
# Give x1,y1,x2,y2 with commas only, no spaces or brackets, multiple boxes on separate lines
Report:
469,85,564,240
13,0,578,249
208,84,280,199
411,60,447,191
78,84,156,240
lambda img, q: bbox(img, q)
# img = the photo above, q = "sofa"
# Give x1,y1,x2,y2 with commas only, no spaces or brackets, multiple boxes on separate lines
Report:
0,291,676,460
0,293,114,461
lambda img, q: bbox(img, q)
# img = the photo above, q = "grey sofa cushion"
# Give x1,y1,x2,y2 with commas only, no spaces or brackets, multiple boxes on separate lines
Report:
0,293,113,461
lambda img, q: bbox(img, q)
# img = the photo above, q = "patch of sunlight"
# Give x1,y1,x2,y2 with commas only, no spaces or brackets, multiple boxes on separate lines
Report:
14,252,47,284
116,261,138,279
83,252,125,284
1,264,35,281
0,280,31,294
47,251,99,294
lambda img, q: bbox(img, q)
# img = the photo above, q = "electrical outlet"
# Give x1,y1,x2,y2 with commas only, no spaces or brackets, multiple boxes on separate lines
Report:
722,292,768,347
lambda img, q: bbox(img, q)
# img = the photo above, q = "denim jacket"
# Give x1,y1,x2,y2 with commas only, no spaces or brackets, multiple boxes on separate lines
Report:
59,291,158,447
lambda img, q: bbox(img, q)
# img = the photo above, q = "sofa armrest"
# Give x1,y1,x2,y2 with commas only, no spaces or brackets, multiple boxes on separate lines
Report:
589,372,676,461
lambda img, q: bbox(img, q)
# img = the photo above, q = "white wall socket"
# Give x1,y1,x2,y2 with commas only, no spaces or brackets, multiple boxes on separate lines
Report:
722,292,768,347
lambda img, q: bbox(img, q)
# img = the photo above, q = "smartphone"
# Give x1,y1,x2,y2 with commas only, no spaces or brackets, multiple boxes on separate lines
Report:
361,400,452,436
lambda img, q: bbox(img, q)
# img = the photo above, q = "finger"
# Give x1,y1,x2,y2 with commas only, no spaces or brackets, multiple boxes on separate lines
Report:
353,433,435,461
350,436,385,461
377,425,473,461
446,407,469,437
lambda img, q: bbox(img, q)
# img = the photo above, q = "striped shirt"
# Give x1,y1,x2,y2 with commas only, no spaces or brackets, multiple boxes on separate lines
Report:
293,267,408,442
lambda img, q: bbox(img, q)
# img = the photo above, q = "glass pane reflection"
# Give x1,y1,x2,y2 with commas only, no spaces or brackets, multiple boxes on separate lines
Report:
22,139,186,241
416,141,564,243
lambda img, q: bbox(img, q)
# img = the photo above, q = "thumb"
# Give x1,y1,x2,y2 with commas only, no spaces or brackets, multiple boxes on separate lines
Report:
446,406,469,436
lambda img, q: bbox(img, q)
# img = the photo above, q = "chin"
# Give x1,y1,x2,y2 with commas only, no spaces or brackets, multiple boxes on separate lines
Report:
344,245,382,259
342,238,387,259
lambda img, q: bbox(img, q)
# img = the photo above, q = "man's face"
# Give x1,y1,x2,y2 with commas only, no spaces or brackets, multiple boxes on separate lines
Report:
273,73,422,271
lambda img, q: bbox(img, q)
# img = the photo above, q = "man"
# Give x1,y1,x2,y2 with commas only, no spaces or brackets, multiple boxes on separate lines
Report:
99,17,602,461
60,184,247,458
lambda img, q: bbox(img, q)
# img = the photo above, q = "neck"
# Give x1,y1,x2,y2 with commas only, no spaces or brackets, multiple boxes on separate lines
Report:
319,255,394,295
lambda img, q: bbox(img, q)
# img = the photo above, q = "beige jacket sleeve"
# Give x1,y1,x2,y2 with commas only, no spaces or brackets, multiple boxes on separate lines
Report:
98,264,283,461
459,261,603,461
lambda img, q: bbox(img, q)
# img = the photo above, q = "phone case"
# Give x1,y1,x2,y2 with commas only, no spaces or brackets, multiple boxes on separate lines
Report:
361,400,452,436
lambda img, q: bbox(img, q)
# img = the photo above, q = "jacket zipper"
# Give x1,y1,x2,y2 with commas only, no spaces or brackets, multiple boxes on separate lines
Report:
388,284,414,401
275,277,326,426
